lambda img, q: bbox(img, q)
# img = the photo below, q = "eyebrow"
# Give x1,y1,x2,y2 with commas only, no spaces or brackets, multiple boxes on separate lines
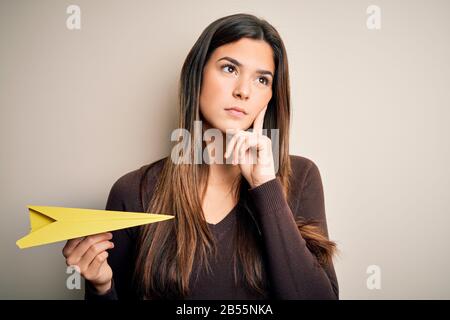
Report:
217,56,274,78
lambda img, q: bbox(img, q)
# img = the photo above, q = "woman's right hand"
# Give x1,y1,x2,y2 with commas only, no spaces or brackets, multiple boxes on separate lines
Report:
62,232,115,294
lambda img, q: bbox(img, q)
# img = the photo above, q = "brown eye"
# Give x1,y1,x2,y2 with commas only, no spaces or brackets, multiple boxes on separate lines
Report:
222,64,237,74
259,77,269,86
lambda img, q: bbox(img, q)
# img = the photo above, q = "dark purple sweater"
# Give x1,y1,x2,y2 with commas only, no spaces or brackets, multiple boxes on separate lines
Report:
84,155,339,300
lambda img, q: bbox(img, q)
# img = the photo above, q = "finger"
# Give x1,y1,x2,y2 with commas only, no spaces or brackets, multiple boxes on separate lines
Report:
241,134,260,165
256,135,273,166
62,237,85,258
224,136,233,160
232,133,247,164
252,105,267,136
224,128,238,158
77,240,114,273
66,233,112,266
234,135,247,164
238,136,250,164
84,251,109,281
224,131,241,160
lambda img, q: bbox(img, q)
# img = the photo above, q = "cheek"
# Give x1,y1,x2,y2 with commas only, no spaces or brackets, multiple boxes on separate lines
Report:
253,91,272,111
200,72,230,111
245,91,272,125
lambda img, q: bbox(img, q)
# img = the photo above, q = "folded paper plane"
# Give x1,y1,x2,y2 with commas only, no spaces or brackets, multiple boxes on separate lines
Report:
16,205,175,249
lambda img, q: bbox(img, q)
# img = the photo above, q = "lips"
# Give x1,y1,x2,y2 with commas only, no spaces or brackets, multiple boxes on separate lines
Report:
225,106,247,115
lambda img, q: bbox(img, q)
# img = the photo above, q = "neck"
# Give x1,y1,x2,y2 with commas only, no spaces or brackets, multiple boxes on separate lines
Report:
202,122,241,188
207,160,241,187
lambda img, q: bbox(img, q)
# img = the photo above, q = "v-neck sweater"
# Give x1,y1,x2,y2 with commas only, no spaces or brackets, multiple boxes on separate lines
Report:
84,155,339,300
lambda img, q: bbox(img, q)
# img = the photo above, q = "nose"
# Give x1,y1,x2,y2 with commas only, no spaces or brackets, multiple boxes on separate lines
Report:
232,79,251,101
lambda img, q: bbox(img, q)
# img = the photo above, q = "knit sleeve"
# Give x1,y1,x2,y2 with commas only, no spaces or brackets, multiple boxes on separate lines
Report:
84,173,139,300
248,161,339,300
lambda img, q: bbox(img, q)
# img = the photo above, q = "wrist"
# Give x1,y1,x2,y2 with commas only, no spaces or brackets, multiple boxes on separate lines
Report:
93,280,112,295
251,175,276,188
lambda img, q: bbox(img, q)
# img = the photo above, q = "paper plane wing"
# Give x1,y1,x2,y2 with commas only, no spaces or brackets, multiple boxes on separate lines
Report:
16,205,174,249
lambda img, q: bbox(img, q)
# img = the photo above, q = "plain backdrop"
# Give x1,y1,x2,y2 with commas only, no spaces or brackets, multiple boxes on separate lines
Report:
1,0,449,299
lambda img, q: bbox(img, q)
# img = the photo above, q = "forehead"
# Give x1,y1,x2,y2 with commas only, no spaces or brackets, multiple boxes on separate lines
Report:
210,38,275,73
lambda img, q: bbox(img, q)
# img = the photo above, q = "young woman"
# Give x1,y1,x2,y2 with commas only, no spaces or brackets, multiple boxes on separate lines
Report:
62,13,339,300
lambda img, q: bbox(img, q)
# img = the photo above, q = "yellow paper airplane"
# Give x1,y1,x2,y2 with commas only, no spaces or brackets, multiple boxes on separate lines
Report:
16,205,175,249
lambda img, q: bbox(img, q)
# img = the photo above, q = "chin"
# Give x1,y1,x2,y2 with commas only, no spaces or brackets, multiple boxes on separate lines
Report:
202,117,249,134
219,122,245,133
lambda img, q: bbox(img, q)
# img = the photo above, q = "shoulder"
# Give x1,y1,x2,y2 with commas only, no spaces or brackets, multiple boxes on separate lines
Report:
288,154,323,192
287,155,325,216
106,156,168,212
289,154,319,174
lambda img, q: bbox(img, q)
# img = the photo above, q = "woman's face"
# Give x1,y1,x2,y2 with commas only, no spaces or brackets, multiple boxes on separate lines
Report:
199,38,275,133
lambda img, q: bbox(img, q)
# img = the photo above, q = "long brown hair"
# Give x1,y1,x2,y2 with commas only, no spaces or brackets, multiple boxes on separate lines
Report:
134,13,337,299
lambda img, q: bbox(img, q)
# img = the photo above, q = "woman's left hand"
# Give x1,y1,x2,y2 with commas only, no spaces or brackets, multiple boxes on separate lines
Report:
224,105,276,188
